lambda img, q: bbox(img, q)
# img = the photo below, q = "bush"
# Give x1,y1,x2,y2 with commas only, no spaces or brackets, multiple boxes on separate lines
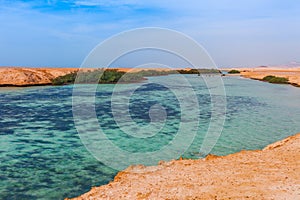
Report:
228,69,240,74
52,72,77,85
51,68,222,85
177,69,221,74
262,75,289,84
52,69,154,85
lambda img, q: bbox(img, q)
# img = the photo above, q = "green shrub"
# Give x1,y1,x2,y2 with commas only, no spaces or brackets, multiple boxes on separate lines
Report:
228,69,240,74
177,69,221,74
262,75,289,84
52,68,223,85
52,72,77,85
52,69,154,85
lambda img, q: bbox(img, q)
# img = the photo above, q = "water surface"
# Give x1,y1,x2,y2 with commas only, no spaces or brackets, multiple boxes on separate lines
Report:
1,75,300,199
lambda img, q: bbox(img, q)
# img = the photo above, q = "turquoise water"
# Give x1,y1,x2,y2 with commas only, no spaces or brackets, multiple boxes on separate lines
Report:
1,75,300,199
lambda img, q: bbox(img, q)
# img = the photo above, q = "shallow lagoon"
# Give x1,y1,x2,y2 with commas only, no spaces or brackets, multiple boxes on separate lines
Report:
1,75,300,199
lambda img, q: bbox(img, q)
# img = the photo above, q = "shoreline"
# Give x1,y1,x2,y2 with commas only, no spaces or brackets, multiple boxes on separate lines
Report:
1,66,300,87
0,67,175,87
246,75,300,87
239,67,300,87
69,133,300,199
222,67,300,87
247,77,300,87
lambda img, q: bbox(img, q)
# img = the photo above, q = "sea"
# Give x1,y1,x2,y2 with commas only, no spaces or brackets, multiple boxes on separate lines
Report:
1,75,300,199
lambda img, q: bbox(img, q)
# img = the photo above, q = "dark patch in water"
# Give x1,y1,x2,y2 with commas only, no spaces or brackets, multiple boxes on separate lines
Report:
0,83,270,199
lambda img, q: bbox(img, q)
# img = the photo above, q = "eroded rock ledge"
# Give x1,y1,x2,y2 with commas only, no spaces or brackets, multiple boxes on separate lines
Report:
69,133,300,200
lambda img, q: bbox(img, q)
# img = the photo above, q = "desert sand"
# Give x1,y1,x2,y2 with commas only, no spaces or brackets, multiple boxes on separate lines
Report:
0,67,78,86
70,133,300,200
2,66,300,87
0,67,174,86
233,67,300,86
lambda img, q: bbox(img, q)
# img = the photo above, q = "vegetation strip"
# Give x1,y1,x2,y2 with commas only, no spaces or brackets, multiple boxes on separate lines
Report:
262,75,289,84
52,69,221,85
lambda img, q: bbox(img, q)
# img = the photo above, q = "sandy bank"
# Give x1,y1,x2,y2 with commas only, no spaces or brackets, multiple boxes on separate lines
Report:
0,67,174,86
69,133,300,200
1,66,300,87
0,67,78,86
234,67,300,86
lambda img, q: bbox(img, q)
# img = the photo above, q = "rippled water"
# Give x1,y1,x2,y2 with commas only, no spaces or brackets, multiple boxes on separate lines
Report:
1,75,300,199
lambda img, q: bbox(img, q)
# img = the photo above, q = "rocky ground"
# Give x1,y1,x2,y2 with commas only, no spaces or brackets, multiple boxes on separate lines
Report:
2,66,300,87
0,67,78,86
70,133,300,200
0,67,172,86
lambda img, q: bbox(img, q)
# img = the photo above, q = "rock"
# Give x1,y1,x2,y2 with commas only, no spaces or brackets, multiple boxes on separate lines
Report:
68,133,300,200
0,67,78,86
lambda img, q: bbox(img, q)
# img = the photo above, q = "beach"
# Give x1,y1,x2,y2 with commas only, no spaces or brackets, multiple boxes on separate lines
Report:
232,67,300,87
70,133,300,200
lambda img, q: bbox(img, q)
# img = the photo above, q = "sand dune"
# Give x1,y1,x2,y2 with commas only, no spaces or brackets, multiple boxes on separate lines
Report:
69,133,300,200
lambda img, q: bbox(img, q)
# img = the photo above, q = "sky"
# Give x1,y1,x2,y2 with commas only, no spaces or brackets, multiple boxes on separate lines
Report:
0,0,300,68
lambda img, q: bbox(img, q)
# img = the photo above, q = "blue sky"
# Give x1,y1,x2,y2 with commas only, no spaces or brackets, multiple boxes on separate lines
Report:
0,0,300,67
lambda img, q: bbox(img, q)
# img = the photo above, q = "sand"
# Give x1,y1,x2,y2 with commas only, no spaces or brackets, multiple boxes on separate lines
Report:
69,133,300,200
231,67,300,86
0,67,78,86
1,66,299,199
2,66,300,87
0,67,174,86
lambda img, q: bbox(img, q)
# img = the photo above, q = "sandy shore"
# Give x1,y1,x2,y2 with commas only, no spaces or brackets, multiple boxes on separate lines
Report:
2,66,300,87
228,67,300,86
69,133,300,200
